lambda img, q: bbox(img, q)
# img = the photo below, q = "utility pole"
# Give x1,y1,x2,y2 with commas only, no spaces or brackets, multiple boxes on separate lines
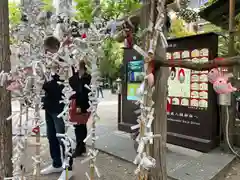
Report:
0,0,13,179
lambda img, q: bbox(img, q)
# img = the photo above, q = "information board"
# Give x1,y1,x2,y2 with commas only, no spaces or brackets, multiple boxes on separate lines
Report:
118,48,144,132
127,60,145,101
166,33,219,152
118,34,220,152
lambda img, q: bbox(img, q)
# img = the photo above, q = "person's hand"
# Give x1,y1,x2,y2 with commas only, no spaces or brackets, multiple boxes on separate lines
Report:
76,108,81,113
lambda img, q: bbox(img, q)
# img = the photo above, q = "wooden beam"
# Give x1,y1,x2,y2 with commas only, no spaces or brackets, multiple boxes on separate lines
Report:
157,56,240,71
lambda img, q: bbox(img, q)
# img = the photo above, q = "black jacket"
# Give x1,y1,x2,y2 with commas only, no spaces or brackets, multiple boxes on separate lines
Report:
42,74,65,113
69,72,91,113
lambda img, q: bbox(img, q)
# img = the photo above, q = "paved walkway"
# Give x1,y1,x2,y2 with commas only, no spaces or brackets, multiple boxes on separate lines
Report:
12,90,118,136
11,90,237,180
20,138,136,180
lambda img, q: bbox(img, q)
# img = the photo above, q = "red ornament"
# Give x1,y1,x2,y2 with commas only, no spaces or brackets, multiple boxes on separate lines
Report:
124,29,133,48
148,60,154,73
81,33,87,39
32,126,40,134
167,99,171,112
215,57,224,61
178,69,185,83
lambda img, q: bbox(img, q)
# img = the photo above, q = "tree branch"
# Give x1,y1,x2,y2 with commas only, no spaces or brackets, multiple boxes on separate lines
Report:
158,56,240,71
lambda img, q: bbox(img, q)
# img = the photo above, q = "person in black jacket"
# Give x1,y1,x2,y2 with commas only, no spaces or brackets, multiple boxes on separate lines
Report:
41,36,73,180
69,60,91,157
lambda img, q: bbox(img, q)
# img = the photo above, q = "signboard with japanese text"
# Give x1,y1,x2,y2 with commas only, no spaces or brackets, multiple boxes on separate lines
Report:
166,33,219,152
119,34,220,152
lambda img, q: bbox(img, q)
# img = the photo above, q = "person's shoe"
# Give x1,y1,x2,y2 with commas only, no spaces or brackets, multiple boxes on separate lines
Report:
40,165,63,175
72,146,86,158
58,170,73,180
81,146,86,154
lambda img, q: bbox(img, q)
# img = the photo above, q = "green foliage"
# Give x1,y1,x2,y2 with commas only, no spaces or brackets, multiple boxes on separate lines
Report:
202,23,229,56
73,0,140,79
99,39,123,79
9,2,21,26
42,0,54,11
73,0,141,22
169,18,195,38
101,0,141,19
100,0,122,19
200,0,218,9
74,0,94,23
9,2,21,44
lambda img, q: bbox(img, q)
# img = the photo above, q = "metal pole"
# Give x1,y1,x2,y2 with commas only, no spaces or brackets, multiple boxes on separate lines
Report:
117,79,122,124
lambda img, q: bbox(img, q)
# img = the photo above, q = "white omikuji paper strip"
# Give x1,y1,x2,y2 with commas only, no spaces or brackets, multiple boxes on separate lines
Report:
2,0,132,179
131,0,166,176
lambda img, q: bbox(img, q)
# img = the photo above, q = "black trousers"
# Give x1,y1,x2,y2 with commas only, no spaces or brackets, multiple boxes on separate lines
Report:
74,124,87,148
97,87,103,98
45,111,73,170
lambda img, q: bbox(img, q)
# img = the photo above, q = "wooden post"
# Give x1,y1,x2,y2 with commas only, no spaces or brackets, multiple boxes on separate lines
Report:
0,0,13,178
150,41,168,180
220,0,236,152
137,0,169,179
228,0,236,147
34,103,41,180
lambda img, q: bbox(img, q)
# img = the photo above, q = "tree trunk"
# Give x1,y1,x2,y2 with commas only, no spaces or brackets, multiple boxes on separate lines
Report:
150,36,169,180
139,0,168,179
0,0,13,179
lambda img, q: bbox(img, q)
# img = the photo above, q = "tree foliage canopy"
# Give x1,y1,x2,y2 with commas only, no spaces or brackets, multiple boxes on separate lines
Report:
99,39,123,78
169,18,195,38
9,2,21,26
73,0,141,79
73,0,141,22
42,0,54,11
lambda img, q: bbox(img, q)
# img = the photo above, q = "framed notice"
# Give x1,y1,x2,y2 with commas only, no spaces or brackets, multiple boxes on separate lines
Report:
166,33,219,152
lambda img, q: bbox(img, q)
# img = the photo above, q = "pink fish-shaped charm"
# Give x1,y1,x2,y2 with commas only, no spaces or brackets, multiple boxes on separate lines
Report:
208,68,221,83
6,81,22,91
213,77,237,94
23,67,33,75
147,73,154,87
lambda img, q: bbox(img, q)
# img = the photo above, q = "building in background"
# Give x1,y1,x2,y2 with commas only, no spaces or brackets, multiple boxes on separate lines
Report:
190,0,210,33
183,0,210,33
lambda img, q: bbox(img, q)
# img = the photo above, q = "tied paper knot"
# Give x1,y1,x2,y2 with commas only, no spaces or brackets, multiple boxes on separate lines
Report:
56,133,75,168
81,149,101,179
134,153,156,175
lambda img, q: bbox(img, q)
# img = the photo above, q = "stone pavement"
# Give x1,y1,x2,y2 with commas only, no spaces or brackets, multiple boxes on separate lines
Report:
11,90,237,180
20,138,136,180
12,90,118,136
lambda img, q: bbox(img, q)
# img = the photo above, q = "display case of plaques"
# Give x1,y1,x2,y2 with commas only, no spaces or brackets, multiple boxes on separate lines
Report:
166,33,219,152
